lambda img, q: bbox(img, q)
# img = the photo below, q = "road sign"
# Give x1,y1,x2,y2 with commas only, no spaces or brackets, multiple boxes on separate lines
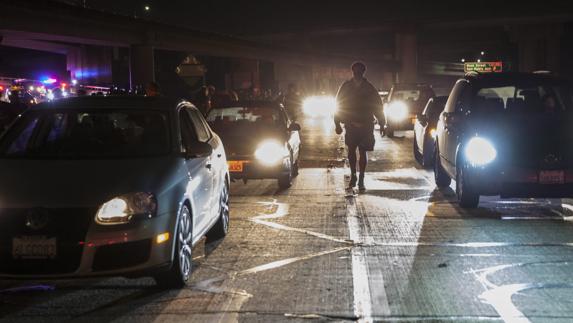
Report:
464,62,503,73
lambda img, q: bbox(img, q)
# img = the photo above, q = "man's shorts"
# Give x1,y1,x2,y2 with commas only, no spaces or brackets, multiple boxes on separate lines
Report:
345,124,375,151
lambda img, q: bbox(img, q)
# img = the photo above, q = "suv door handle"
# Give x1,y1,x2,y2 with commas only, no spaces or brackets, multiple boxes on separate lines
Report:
206,163,212,170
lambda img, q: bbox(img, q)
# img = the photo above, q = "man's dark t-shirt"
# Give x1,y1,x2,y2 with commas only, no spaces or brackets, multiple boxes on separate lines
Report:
335,78,384,128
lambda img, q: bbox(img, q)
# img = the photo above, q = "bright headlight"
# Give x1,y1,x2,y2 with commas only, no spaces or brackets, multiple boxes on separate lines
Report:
96,192,157,225
303,96,337,117
255,140,288,166
465,137,497,166
430,128,437,138
386,101,409,121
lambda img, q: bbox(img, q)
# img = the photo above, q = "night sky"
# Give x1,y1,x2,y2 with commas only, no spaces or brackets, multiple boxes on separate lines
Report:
76,0,573,35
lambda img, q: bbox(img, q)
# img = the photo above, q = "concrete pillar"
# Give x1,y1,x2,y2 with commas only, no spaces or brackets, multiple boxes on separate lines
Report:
129,45,155,88
66,45,113,84
395,32,418,84
514,24,563,73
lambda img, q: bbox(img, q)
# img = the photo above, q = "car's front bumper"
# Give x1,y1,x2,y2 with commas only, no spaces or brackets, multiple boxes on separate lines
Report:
387,115,417,130
467,166,573,198
228,157,290,180
0,210,176,279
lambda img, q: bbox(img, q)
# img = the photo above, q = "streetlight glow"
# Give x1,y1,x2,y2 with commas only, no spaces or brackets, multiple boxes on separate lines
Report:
144,5,150,11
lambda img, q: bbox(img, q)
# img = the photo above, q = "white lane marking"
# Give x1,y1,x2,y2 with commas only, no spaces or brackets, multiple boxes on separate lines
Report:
347,194,391,322
250,200,355,245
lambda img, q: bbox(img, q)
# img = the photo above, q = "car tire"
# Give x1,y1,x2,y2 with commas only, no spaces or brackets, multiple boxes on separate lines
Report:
292,151,300,177
278,156,293,189
386,125,395,138
456,164,480,208
154,204,193,289
422,137,434,168
206,180,230,242
413,136,422,164
434,143,452,188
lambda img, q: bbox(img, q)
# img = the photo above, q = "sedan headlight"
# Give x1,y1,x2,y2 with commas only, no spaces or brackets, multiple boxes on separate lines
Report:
385,101,409,121
96,192,157,225
303,96,337,118
255,140,288,166
465,137,497,166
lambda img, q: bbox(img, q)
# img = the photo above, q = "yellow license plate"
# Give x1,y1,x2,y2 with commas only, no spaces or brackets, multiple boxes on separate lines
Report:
228,161,244,172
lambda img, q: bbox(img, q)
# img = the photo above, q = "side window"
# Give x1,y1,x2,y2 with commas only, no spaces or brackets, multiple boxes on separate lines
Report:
188,108,211,142
7,117,40,154
444,81,469,113
179,109,196,152
279,109,289,128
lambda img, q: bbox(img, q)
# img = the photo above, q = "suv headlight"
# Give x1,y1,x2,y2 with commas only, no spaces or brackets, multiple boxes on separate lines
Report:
465,137,497,166
255,140,288,166
386,101,409,121
96,192,157,225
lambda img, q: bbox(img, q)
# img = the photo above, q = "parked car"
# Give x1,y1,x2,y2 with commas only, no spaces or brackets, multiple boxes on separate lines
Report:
207,101,301,189
0,96,230,288
413,96,448,167
384,83,435,137
434,72,573,208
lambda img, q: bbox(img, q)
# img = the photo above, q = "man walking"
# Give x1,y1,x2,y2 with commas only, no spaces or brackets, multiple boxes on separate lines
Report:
335,62,385,191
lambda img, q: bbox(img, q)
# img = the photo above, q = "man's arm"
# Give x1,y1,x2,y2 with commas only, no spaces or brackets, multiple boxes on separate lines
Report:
369,84,386,131
334,82,348,134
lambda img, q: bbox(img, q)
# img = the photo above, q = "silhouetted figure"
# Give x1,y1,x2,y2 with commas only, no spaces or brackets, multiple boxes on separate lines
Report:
335,62,385,191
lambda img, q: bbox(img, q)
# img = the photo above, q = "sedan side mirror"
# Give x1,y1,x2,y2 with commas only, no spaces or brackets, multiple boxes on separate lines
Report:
184,141,213,159
289,123,301,132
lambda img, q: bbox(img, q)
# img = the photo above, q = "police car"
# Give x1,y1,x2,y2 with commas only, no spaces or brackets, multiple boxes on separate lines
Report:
434,71,573,208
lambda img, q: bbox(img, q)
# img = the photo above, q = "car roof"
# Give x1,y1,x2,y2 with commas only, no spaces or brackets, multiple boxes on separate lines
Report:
211,100,282,109
463,72,569,87
29,96,188,111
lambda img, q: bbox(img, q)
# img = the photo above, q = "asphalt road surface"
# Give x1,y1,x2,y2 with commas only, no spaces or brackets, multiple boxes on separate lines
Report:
2,118,573,322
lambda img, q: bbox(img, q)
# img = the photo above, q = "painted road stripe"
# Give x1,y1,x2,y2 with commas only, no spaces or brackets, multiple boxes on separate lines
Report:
347,192,391,322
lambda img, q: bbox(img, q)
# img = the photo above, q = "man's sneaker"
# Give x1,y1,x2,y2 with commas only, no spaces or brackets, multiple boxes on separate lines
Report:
349,174,357,188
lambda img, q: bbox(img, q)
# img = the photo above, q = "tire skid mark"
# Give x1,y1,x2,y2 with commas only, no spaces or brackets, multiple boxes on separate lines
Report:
468,261,573,323
251,199,356,245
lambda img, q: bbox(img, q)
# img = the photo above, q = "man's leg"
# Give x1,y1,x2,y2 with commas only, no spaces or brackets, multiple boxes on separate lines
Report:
358,147,367,189
347,144,358,187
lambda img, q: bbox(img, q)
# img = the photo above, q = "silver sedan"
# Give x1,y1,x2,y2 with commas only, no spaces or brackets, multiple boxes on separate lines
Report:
0,96,230,288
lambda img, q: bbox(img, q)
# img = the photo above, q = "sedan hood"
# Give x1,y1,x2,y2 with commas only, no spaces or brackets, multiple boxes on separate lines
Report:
0,157,180,208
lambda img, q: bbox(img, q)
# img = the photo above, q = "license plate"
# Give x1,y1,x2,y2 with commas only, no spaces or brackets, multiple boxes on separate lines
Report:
12,236,57,259
228,161,244,172
539,170,565,184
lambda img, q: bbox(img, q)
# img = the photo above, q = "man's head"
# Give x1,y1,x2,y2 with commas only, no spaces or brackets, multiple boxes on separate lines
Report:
351,62,367,79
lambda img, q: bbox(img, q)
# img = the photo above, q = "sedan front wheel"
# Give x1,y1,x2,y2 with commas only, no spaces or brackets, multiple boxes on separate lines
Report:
154,204,193,288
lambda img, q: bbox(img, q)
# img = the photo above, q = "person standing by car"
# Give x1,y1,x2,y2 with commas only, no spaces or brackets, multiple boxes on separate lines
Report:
335,62,385,190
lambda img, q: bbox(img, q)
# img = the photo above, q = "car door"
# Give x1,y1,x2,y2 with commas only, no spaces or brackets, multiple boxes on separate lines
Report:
187,107,225,220
281,107,300,162
415,99,433,154
442,81,469,174
179,107,213,234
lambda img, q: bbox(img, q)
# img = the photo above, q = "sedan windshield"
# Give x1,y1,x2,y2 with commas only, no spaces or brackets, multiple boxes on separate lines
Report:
206,107,283,132
0,109,170,159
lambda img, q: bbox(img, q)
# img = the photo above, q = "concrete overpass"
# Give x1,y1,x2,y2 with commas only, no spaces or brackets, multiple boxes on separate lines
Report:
0,0,397,89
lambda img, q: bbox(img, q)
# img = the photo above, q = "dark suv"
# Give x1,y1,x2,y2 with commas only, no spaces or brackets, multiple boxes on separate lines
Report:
434,72,573,208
